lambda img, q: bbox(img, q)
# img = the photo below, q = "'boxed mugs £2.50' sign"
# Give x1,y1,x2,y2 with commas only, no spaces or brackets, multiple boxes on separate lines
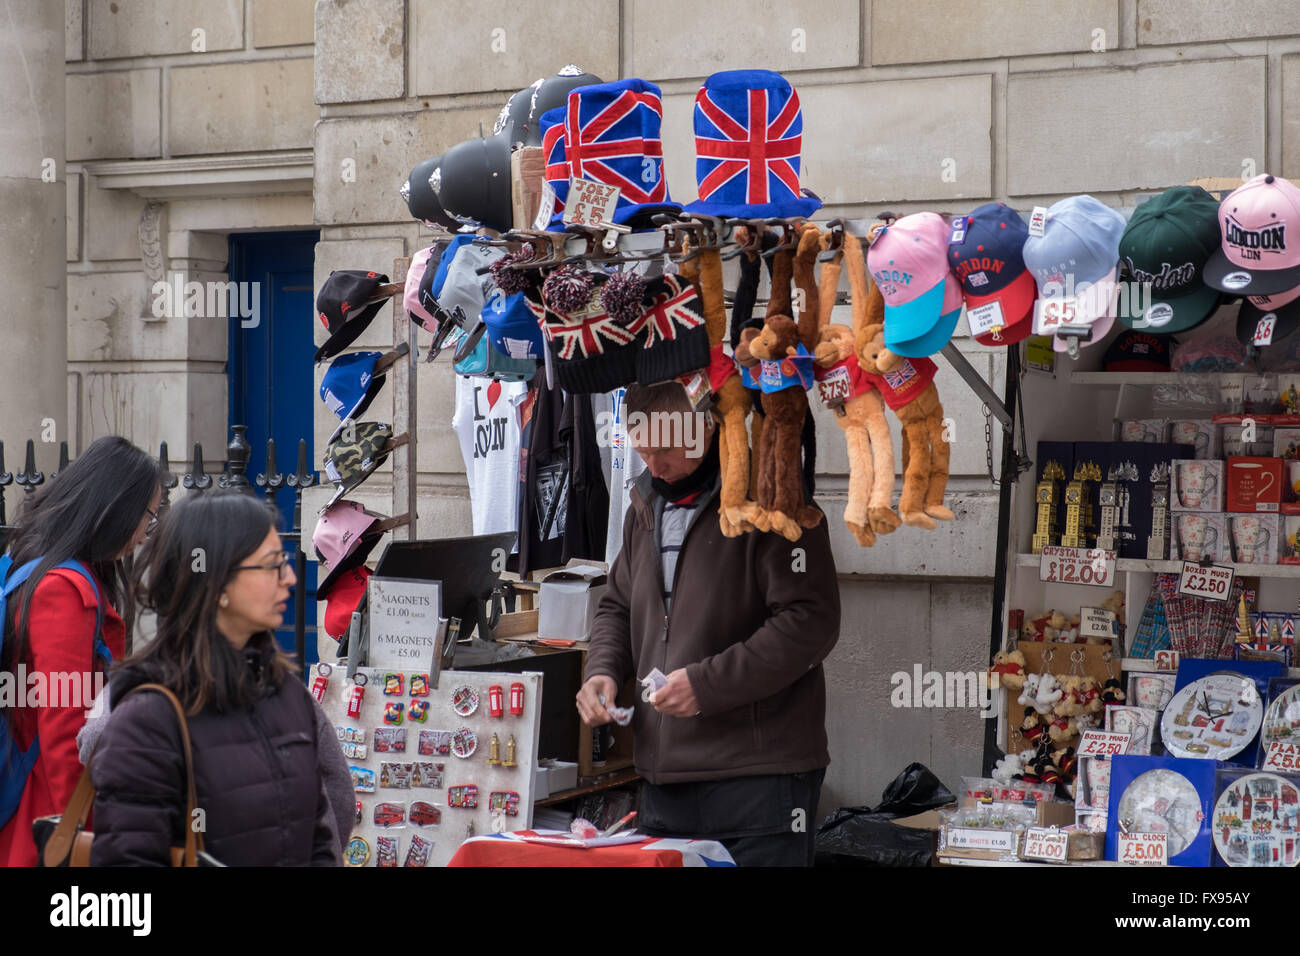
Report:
367,576,443,671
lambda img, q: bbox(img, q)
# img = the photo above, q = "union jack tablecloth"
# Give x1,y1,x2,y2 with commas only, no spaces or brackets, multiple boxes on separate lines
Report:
447,831,736,867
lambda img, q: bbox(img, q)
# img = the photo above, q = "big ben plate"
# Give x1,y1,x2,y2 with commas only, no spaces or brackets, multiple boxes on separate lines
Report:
1160,672,1263,761
1212,773,1300,867
1262,684,1300,751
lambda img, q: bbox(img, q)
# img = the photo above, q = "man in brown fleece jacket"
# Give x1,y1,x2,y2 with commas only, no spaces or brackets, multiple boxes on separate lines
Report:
577,382,841,866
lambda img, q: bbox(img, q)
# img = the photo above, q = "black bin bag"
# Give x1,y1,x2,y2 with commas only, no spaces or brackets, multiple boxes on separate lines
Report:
814,763,955,867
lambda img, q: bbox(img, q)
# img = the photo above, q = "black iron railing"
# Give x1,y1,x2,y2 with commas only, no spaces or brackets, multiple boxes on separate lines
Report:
0,427,319,666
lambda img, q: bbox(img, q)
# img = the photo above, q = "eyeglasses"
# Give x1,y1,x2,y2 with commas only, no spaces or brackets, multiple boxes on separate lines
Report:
234,552,295,580
144,507,159,537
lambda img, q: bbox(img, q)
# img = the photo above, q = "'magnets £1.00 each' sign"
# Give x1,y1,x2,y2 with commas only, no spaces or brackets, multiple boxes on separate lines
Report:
367,576,443,671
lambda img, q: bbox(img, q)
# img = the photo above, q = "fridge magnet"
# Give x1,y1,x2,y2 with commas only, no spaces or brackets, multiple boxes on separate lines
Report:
452,684,479,717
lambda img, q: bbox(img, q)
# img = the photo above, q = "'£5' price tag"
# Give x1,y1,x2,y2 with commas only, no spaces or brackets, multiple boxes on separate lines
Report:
1118,832,1167,866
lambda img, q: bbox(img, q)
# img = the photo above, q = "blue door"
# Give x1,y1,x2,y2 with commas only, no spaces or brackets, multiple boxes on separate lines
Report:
227,231,320,664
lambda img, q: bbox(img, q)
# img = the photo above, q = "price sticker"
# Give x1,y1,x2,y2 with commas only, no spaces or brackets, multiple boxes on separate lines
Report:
1263,740,1300,772
1028,205,1048,238
1020,827,1068,863
1153,649,1181,672
966,301,1005,337
945,827,1017,853
1177,561,1235,602
1038,545,1116,587
532,181,557,231
564,178,621,228
1118,831,1167,866
1253,313,1276,347
1078,730,1132,757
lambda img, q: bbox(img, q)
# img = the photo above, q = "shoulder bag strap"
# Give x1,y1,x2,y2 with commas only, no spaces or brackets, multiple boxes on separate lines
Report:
44,682,204,867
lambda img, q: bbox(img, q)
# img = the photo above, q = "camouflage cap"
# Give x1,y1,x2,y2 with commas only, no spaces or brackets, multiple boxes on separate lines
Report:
324,421,393,506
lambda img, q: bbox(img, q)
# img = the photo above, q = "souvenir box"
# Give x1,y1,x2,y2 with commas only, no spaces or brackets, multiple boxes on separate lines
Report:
1127,672,1176,712
1167,420,1221,460
1105,755,1217,866
1211,768,1300,867
1104,706,1160,755
1170,512,1229,564
1170,459,1225,513
1226,457,1285,513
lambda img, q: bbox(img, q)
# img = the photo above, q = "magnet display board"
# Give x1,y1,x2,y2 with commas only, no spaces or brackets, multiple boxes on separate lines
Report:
316,664,543,868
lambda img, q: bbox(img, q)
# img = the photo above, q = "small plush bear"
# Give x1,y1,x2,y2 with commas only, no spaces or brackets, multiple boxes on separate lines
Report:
988,649,1027,691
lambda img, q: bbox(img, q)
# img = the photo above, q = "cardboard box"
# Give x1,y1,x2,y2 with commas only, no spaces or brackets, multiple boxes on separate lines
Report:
1168,420,1220,460
1226,457,1285,513
1281,515,1300,564
1067,830,1105,861
538,562,608,641
1171,459,1225,512
540,759,578,793
1171,512,1229,563
1227,513,1281,564
533,765,550,800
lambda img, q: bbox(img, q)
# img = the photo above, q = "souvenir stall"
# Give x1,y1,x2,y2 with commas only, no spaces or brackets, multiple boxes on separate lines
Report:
303,63,1013,867
304,57,1300,867
963,175,1300,867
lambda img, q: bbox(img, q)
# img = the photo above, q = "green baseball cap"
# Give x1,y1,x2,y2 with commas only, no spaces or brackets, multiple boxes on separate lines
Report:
1117,185,1225,334
323,421,394,508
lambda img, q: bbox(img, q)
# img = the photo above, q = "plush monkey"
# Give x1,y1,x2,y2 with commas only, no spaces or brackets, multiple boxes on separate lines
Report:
855,324,953,529
813,232,901,546
747,224,824,541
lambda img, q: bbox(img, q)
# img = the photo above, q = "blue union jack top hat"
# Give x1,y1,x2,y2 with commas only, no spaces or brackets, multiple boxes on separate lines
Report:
539,107,570,229
685,70,821,220
549,78,680,228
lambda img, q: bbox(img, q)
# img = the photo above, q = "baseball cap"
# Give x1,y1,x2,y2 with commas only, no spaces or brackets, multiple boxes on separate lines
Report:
322,566,370,641
314,270,390,363
482,290,546,361
320,350,394,444
948,202,1036,347
404,246,441,334
1022,195,1126,355
1203,174,1300,296
1117,186,1223,334
434,237,506,326
314,501,405,599
1235,283,1300,346
1102,329,1172,372
867,213,964,358
323,422,397,508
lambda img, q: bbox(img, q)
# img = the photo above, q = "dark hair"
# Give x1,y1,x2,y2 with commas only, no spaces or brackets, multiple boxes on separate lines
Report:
2,436,164,680
625,381,694,417
121,491,295,715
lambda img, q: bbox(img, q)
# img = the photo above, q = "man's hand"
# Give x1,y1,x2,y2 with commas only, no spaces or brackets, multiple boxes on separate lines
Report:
649,668,699,718
576,675,619,727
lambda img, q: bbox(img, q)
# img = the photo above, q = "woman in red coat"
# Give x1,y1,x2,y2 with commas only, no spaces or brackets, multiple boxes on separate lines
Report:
0,436,162,866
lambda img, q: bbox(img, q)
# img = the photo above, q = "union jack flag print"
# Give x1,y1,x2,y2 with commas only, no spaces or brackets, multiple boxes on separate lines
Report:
564,80,669,207
640,276,705,348
694,79,803,208
530,289,643,361
540,108,569,217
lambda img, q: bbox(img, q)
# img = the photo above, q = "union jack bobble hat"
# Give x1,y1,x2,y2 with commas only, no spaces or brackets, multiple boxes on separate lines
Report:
684,70,821,220
635,274,710,385
559,78,681,228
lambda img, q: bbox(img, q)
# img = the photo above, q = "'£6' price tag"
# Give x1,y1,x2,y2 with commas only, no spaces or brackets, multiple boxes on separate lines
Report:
1118,832,1167,866
1254,314,1276,347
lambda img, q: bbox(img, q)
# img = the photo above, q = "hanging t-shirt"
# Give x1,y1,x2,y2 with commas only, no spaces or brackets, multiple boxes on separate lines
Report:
592,388,647,565
452,375,528,538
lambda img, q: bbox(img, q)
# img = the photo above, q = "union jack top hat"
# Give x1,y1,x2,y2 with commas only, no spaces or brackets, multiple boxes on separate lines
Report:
549,78,680,228
685,70,821,220
539,107,570,230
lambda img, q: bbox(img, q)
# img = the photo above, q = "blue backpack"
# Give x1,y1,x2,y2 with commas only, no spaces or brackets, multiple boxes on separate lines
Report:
0,555,108,830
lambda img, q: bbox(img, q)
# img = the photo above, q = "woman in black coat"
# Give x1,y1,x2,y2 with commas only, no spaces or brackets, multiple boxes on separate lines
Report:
90,492,339,866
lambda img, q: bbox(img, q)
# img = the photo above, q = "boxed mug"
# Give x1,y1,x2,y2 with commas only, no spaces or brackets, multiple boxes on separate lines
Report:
1168,420,1220,460
1170,459,1225,512
1171,512,1229,563
1119,419,1167,443
1226,457,1285,513
1228,513,1281,565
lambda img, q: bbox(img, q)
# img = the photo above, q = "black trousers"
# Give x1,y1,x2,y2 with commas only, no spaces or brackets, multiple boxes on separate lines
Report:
637,769,826,867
